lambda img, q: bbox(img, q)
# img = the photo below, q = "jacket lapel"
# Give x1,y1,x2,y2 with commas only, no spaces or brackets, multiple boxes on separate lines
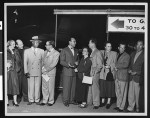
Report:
134,50,144,65
67,47,74,58
91,48,97,57
117,52,126,63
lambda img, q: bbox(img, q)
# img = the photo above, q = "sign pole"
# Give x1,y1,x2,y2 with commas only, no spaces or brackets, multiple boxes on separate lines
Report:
106,13,110,41
54,14,58,47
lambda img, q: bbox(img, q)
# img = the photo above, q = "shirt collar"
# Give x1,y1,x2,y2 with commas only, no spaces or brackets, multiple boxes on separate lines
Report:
48,48,54,52
136,50,143,54
68,45,74,50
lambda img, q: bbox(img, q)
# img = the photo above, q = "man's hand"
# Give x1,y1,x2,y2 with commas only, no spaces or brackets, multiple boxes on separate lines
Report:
75,62,78,66
128,70,132,74
131,72,137,76
68,63,75,68
115,67,118,71
74,68,78,72
105,65,110,69
25,73,30,78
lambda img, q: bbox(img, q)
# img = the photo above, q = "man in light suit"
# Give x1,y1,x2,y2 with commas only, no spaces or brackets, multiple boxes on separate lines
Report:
87,38,103,109
24,36,44,105
126,40,144,112
60,37,79,107
114,43,130,112
40,40,60,106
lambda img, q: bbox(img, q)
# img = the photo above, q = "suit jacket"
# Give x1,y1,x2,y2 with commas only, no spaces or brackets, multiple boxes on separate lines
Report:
115,52,130,82
24,47,44,76
100,50,117,80
60,47,79,76
129,50,144,83
43,49,60,76
90,48,103,78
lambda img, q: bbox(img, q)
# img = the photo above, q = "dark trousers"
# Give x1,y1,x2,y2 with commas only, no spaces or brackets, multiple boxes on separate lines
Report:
18,70,28,101
139,85,144,112
62,75,76,103
75,77,89,103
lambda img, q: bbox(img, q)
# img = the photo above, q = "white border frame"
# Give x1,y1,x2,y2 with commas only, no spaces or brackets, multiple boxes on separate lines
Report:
4,2,148,116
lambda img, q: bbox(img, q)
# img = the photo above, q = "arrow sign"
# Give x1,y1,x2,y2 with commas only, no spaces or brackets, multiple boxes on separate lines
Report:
111,19,124,29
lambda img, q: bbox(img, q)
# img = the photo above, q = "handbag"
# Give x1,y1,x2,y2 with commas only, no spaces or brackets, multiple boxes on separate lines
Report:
106,68,114,81
82,76,93,84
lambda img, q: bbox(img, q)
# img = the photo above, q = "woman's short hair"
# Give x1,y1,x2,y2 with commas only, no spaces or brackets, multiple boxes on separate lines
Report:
7,40,15,47
82,47,91,57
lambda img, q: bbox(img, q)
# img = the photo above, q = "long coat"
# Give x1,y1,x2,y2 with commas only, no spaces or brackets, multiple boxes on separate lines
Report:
7,49,21,95
60,47,79,76
100,50,117,80
24,47,44,76
43,49,60,76
115,52,130,82
129,50,144,83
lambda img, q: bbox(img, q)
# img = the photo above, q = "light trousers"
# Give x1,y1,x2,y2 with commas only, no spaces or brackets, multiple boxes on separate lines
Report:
42,76,55,104
87,74,100,106
115,79,128,110
28,76,41,102
127,80,140,111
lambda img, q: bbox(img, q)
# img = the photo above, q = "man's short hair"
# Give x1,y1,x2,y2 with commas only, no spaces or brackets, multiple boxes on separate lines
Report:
119,42,126,48
90,38,97,46
47,40,55,48
137,40,144,45
104,41,111,47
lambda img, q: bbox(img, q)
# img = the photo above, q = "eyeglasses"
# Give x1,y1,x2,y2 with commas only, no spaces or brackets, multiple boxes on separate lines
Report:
45,45,50,47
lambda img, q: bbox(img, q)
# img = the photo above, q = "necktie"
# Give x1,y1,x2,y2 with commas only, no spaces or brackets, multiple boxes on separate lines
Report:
34,48,36,55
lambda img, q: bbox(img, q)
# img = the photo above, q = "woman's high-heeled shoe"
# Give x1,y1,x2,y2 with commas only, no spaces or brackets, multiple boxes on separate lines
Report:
12,101,19,107
78,103,88,108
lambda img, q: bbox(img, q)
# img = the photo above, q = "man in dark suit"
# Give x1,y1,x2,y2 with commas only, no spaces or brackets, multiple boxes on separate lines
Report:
60,37,79,107
16,39,28,102
126,40,144,112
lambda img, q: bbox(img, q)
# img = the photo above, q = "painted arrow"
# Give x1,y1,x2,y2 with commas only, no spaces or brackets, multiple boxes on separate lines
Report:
111,19,124,29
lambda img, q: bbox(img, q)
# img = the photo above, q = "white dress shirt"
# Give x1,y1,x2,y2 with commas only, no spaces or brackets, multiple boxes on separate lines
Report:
68,45,74,56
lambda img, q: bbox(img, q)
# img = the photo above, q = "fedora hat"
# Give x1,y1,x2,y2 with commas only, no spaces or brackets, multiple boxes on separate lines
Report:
30,36,42,42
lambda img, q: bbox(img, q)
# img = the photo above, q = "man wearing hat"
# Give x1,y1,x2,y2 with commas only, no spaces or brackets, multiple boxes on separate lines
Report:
24,36,44,105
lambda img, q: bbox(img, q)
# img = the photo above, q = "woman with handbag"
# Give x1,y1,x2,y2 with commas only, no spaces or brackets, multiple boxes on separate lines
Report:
99,42,117,109
74,47,92,108
7,40,21,106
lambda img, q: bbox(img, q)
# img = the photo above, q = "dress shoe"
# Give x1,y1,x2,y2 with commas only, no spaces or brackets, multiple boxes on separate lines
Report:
114,107,119,110
93,106,99,109
99,103,105,107
23,98,28,102
106,104,111,109
27,102,33,105
47,103,53,106
40,103,46,106
36,102,41,105
117,109,124,112
124,109,132,112
70,101,79,105
64,102,69,107
12,101,19,107
136,109,140,113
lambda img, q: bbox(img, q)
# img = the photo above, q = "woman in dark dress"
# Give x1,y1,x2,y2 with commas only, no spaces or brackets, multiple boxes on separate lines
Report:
74,47,92,108
7,40,21,106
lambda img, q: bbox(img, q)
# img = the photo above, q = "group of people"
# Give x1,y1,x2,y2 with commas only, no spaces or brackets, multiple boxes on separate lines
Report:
7,36,144,113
